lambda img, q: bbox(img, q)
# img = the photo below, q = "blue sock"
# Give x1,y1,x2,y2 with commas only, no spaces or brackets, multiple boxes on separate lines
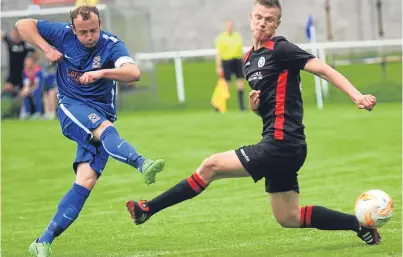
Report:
37,183,90,244
100,126,145,171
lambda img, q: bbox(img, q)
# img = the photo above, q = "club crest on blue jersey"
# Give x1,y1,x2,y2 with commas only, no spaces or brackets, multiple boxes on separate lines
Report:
88,113,101,123
92,56,101,69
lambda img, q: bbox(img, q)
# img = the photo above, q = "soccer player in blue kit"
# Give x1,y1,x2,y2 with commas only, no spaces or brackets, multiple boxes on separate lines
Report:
16,5,165,256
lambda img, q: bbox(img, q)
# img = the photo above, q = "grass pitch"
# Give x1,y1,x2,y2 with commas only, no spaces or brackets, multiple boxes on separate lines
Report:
1,102,401,256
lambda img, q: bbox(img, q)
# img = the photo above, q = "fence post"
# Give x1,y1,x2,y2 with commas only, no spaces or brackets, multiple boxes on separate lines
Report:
174,53,186,103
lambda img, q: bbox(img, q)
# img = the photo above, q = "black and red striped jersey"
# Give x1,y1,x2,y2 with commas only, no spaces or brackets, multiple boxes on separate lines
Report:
243,36,314,144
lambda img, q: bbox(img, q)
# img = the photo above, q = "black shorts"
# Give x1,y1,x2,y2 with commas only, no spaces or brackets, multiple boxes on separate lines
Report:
6,75,23,88
235,137,307,193
222,58,244,81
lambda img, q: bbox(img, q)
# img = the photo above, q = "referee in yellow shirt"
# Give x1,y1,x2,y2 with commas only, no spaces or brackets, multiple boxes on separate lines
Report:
215,20,245,111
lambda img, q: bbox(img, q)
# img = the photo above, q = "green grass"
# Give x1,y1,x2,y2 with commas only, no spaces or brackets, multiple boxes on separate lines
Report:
1,102,401,256
120,60,402,110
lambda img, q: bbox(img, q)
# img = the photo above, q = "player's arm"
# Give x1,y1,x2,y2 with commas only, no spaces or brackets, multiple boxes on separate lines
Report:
100,63,140,83
2,31,11,45
15,19,62,63
80,63,140,84
108,42,140,83
216,53,222,76
275,40,376,111
15,19,52,53
80,42,140,84
303,58,376,110
215,36,223,76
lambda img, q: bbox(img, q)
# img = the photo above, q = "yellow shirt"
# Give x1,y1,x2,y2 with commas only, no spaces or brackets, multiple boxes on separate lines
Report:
215,32,243,61
75,0,99,6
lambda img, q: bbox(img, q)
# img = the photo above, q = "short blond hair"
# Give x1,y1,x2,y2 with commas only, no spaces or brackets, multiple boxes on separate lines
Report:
254,0,282,19
70,5,100,27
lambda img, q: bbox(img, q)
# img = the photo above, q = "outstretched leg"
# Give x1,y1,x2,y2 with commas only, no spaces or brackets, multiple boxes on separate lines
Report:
269,190,381,245
126,150,249,224
92,120,165,185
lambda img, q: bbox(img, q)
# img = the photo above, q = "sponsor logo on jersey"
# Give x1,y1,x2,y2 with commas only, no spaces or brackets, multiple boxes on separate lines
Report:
67,68,84,83
247,72,263,82
240,149,250,162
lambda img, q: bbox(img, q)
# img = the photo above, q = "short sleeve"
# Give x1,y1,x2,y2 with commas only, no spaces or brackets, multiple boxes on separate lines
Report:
110,41,135,68
37,20,70,49
3,35,11,45
274,41,315,70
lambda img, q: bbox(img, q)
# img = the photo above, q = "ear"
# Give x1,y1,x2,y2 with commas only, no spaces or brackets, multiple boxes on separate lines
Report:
276,20,281,29
99,18,103,29
70,24,77,35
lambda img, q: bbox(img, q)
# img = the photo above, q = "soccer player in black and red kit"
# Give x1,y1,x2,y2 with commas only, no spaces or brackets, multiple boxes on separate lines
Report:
126,0,379,245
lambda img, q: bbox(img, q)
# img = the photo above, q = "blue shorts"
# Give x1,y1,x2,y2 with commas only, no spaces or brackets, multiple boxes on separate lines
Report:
57,96,112,176
43,82,57,92
43,74,57,92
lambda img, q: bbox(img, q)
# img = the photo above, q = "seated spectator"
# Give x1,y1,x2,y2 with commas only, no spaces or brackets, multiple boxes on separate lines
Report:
1,28,35,119
43,65,58,120
20,55,44,119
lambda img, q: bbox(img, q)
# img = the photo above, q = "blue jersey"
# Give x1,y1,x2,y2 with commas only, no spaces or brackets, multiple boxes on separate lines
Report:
37,20,135,120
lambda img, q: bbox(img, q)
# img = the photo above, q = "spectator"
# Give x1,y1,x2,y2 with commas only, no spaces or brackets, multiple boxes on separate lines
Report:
215,20,245,111
1,28,35,118
43,65,58,120
20,55,44,119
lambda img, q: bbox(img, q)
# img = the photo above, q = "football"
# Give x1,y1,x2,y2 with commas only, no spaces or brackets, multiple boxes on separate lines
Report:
355,189,393,228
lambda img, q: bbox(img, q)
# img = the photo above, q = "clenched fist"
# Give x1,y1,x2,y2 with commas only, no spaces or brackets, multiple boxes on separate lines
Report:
79,70,105,84
354,94,376,111
249,90,261,112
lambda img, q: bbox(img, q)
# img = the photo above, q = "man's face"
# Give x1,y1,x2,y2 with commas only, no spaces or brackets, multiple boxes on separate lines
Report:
72,12,101,48
250,3,281,42
225,20,233,33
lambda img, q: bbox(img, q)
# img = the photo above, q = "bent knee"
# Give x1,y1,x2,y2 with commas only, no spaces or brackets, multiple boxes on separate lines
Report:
198,155,221,178
92,120,113,141
96,120,113,134
202,155,222,171
75,163,98,190
76,177,97,190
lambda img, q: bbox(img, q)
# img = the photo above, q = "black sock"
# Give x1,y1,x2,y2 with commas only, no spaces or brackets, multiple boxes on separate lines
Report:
300,206,360,232
237,90,245,110
148,172,208,215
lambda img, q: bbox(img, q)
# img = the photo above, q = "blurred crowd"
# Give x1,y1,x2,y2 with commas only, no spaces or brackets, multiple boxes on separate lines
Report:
1,27,58,120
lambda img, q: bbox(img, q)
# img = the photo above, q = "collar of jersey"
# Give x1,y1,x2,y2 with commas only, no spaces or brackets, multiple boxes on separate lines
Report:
251,37,276,52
